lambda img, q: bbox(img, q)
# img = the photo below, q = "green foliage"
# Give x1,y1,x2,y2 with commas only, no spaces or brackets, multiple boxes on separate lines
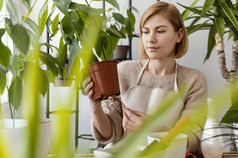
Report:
5,0,22,25
0,30,11,68
178,0,238,62
11,24,30,55
0,66,6,94
9,76,23,111
38,0,48,36
0,0,3,12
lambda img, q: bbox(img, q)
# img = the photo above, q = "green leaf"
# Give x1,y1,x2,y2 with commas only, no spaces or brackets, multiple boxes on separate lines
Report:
179,0,199,21
69,3,105,15
61,14,75,38
46,5,56,34
112,13,124,25
70,11,84,36
177,3,202,16
54,0,71,14
214,17,225,39
218,0,238,31
44,70,55,83
39,51,59,77
24,18,40,37
58,43,68,67
204,25,216,62
6,0,22,25
21,0,31,10
236,0,238,9
0,29,11,67
37,67,49,96
68,37,79,73
201,0,215,17
0,0,3,12
187,20,210,35
129,6,139,15
22,0,37,23
11,24,30,55
127,9,135,27
0,42,11,68
51,14,59,33
4,18,13,36
0,66,6,94
9,76,23,110
38,0,48,36
106,27,124,38
92,0,120,11
124,18,133,39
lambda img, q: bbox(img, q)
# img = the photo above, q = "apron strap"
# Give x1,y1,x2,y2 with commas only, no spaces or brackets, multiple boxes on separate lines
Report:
174,63,179,92
121,59,150,98
133,59,150,86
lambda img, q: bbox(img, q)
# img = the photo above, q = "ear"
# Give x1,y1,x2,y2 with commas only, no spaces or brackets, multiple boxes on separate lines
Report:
176,28,184,43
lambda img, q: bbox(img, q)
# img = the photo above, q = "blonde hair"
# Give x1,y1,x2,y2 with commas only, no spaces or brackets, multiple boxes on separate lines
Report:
139,1,188,59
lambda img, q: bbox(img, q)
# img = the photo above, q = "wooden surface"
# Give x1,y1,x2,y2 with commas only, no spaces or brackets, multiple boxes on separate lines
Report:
197,152,238,158
48,152,238,158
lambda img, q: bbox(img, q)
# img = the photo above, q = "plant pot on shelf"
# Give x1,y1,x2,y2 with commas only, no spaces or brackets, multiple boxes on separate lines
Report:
54,63,71,87
89,60,120,101
0,119,28,158
36,118,51,158
0,118,51,158
113,45,129,61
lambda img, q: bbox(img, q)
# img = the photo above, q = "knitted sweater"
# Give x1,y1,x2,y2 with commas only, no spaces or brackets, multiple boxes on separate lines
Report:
92,60,208,153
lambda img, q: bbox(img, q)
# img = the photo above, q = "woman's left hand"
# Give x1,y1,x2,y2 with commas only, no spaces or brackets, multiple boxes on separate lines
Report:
122,107,148,132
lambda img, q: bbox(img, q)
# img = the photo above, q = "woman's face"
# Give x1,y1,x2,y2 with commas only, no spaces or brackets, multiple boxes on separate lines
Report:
142,14,183,60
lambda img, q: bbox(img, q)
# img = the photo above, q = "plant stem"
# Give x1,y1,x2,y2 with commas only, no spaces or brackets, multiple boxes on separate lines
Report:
85,0,90,7
232,40,238,72
215,33,230,79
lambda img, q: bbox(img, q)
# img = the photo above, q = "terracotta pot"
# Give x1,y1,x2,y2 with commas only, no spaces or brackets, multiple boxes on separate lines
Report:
89,60,120,101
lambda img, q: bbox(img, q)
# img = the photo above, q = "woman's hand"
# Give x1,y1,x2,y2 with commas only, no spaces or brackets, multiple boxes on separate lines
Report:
82,77,101,107
122,107,148,132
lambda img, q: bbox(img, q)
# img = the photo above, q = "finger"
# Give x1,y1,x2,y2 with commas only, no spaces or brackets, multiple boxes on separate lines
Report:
128,109,147,118
122,112,136,132
84,82,94,95
123,108,140,121
82,77,91,89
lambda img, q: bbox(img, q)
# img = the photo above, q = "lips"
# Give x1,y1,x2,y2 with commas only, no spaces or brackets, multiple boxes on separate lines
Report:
147,46,159,51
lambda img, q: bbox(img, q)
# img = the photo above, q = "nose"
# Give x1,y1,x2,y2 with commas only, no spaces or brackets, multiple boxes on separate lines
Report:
148,32,157,43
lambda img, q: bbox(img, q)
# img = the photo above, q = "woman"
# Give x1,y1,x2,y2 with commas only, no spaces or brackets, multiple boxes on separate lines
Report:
83,1,207,153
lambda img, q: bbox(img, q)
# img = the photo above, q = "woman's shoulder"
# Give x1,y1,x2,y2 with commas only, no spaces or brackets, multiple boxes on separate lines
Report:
178,65,207,85
117,60,141,74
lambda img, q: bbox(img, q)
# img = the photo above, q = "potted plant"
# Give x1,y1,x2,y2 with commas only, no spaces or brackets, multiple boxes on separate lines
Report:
45,0,138,100
0,0,59,157
178,0,238,151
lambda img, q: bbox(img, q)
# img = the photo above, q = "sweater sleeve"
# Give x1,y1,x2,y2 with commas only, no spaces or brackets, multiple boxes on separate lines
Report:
179,70,208,153
91,97,124,145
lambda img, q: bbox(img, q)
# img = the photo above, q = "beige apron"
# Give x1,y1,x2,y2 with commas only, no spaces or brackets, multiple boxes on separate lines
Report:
121,59,184,129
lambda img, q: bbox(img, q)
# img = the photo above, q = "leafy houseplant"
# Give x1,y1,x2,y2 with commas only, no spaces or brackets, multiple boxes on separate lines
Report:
0,0,60,117
45,0,138,98
178,0,238,150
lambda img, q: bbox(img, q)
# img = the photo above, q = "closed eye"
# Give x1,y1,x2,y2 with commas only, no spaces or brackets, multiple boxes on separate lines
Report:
157,30,165,34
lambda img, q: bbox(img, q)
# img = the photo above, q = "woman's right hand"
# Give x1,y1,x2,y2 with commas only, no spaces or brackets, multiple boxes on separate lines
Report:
82,77,94,101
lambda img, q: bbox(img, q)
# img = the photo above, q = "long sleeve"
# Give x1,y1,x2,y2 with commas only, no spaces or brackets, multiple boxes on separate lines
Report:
179,69,208,153
91,97,123,144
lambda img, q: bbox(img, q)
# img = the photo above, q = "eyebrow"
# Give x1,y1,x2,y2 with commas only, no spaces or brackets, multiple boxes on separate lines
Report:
142,25,167,29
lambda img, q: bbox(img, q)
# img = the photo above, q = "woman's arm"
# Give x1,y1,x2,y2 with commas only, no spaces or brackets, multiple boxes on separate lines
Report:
83,77,112,139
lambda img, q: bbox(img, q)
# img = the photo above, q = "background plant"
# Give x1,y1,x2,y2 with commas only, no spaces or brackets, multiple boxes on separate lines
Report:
178,0,238,124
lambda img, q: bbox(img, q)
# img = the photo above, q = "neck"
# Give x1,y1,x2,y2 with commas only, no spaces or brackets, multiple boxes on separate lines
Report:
146,59,176,75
